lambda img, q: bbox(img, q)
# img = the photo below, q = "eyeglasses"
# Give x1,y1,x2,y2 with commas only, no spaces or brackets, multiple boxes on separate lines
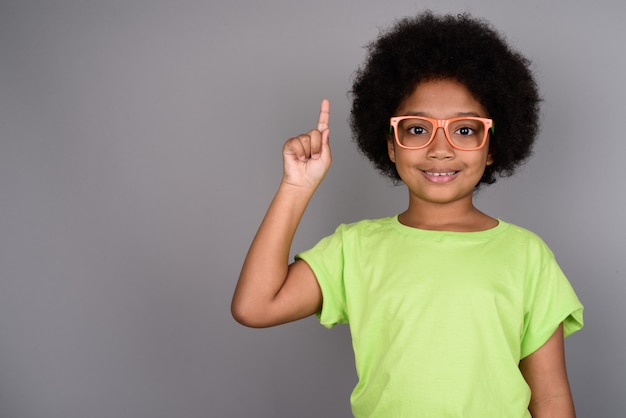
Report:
389,116,494,150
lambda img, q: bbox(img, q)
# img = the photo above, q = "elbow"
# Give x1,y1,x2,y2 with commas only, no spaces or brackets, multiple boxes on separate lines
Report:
230,299,253,327
230,299,271,328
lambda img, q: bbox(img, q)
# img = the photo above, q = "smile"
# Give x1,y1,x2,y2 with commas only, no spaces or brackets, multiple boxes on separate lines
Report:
424,171,458,176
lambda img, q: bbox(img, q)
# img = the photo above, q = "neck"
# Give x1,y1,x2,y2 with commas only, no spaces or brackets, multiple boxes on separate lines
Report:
398,197,497,232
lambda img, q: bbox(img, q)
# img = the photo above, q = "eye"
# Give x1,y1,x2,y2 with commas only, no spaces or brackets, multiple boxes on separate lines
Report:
454,126,475,136
402,120,432,136
408,126,428,135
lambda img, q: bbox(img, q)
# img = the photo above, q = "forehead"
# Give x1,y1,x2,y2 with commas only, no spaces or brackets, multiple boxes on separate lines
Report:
396,79,488,118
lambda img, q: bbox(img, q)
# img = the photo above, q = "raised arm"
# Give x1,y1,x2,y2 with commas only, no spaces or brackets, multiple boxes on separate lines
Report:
231,100,331,328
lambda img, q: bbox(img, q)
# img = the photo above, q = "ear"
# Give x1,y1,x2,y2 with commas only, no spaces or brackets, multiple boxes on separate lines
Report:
486,150,494,166
387,136,396,163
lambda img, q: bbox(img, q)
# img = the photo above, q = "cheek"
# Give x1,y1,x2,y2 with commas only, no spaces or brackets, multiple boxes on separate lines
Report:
473,147,494,168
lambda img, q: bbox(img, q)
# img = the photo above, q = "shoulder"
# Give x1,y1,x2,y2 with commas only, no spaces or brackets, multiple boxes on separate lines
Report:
495,221,558,265
331,216,398,237
498,220,551,246
298,216,396,257
307,216,399,253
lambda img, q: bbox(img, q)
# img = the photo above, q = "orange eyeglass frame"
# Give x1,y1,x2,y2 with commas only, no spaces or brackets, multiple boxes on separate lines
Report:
389,116,494,150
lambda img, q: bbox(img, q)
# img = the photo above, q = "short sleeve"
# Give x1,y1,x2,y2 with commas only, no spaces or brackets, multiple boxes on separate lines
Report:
520,253,584,358
295,225,349,328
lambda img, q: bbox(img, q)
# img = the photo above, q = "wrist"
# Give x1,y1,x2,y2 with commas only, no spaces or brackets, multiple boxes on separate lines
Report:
278,178,319,198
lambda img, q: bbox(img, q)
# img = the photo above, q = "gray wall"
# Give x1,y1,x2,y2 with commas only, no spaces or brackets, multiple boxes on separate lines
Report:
1,1,624,417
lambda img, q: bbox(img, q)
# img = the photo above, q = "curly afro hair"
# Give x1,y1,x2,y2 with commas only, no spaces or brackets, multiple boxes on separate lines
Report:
350,12,541,187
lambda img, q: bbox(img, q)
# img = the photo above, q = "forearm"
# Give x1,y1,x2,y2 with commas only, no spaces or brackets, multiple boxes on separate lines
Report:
528,394,575,418
231,182,315,323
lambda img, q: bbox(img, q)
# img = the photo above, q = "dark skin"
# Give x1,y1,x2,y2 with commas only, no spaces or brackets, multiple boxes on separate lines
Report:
232,82,576,416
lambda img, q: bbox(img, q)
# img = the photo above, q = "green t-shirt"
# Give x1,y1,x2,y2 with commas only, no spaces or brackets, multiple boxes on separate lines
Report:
296,216,583,418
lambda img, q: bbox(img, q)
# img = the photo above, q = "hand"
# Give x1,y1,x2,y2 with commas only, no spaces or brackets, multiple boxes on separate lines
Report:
281,99,331,190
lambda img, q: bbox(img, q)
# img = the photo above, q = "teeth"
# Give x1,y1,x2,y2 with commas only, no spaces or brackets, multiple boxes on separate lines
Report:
426,171,456,176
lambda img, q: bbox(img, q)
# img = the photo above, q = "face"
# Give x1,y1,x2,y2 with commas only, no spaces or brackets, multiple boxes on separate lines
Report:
388,78,494,206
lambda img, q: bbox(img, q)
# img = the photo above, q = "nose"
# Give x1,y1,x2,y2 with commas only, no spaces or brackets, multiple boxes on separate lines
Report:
427,127,455,159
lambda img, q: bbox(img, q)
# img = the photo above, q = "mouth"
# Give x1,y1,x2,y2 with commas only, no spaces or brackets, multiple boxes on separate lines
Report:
421,170,460,183
423,171,458,177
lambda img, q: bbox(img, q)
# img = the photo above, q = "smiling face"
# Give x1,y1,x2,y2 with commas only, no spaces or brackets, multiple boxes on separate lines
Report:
388,78,494,207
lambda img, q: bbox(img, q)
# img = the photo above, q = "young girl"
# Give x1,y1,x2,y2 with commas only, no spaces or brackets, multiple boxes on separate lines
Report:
232,12,583,418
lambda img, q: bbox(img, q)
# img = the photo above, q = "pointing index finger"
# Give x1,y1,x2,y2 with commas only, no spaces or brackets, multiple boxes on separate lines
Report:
317,99,330,132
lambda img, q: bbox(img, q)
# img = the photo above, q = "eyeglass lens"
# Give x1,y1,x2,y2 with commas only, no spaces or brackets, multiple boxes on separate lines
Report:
396,118,486,149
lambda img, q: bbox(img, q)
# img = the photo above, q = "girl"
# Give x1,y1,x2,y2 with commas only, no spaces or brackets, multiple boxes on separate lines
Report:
232,12,583,418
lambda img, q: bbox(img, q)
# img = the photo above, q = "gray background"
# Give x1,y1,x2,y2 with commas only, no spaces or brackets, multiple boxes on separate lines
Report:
1,0,624,417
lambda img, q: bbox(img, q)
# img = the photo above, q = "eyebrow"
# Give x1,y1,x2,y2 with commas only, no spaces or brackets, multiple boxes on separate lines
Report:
401,111,483,118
